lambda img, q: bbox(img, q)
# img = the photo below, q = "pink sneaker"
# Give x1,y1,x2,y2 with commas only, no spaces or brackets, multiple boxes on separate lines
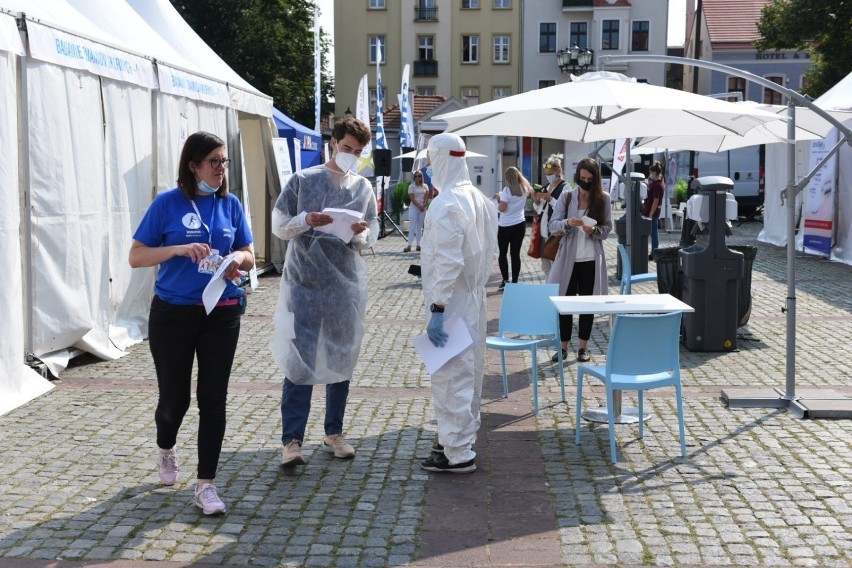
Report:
157,447,179,486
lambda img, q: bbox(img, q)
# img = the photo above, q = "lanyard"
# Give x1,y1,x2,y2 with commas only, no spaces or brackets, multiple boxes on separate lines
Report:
190,198,216,246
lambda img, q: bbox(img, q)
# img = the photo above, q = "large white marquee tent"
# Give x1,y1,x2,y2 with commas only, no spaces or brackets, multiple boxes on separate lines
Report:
760,71,852,265
0,0,282,415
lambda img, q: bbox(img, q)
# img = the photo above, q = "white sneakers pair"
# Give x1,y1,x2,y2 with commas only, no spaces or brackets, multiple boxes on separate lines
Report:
281,434,356,467
157,447,226,516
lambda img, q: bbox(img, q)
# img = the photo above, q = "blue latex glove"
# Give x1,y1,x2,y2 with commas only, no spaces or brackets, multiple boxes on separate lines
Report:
427,312,448,347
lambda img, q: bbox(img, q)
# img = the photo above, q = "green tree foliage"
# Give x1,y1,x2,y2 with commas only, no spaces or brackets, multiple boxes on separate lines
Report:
170,0,334,127
755,0,852,98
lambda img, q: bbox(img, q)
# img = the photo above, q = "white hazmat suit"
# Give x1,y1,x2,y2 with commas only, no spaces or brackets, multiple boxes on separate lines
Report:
420,133,498,466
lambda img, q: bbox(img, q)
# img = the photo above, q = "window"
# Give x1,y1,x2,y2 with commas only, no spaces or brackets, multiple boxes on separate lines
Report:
539,22,556,53
462,0,480,8
369,36,386,64
631,21,649,51
727,77,746,102
763,76,783,104
418,36,434,61
602,20,619,50
494,0,510,7
415,0,437,20
493,35,510,63
417,86,436,96
369,88,387,114
570,22,588,50
493,87,511,99
801,75,808,92
369,0,385,8
538,80,556,89
461,87,479,106
462,35,479,63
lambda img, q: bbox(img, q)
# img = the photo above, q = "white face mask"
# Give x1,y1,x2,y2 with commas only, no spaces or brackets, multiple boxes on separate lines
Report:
334,151,358,173
545,174,557,183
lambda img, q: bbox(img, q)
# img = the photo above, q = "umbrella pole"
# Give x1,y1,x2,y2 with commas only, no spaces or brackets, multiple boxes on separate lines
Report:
783,100,798,403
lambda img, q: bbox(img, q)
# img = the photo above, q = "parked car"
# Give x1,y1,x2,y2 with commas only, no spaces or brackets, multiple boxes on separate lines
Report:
693,146,765,217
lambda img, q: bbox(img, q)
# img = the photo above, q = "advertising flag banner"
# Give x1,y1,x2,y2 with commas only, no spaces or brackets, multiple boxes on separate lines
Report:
313,8,321,133
803,130,838,256
610,138,632,200
400,64,415,148
375,39,388,150
355,74,375,176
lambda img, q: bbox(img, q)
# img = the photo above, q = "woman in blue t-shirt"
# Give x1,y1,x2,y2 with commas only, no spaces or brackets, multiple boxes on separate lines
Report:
129,132,254,516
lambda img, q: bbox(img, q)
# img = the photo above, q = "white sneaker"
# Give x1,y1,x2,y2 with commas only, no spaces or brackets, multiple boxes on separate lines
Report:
281,440,306,467
157,447,179,486
321,433,355,459
194,483,226,515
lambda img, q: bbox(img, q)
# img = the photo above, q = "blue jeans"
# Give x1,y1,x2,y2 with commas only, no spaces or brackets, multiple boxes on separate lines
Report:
281,379,350,445
650,217,659,251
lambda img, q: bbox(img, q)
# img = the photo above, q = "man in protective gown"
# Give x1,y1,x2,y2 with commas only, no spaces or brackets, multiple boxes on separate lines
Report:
270,117,378,467
420,133,498,473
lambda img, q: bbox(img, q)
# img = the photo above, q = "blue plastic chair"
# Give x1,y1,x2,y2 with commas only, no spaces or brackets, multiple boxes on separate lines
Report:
617,242,657,294
486,283,566,415
575,311,687,463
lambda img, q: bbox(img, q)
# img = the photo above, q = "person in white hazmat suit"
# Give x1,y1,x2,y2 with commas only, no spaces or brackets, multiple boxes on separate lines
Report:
270,117,378,467
419,133,498,474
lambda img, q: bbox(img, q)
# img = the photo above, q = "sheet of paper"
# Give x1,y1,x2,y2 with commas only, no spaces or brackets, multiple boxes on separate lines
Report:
202,252,241,314
581,215,597,227
413,314,474,375
314,207,364,243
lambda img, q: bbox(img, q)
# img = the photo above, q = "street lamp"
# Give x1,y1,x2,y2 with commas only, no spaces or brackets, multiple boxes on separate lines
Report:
556,43,594,75
344,106,353,117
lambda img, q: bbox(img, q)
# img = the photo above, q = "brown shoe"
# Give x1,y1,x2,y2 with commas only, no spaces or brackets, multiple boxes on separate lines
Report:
321,433,355,459
281,440,306,467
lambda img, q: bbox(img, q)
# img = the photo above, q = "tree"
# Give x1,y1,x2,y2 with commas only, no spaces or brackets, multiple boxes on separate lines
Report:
170,0,334,128
755,0,852,98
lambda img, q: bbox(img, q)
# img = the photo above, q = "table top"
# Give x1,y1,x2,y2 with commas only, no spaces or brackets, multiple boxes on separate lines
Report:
549,293,695,315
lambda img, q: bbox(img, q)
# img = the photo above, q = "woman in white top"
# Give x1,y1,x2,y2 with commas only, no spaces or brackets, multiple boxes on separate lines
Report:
404,170,429,252
492,166,531,290
532,154,568,276
546,158,612,363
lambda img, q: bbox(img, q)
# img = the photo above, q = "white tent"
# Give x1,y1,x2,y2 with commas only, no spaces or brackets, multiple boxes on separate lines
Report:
0,0,279,414
760,71,852,265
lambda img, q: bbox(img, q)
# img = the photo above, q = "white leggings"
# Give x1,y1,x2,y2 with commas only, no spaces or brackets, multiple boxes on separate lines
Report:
407,205,425,245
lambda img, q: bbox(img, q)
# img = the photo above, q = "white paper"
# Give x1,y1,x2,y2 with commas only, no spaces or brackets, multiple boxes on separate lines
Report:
581,215,597,227
202,252,241,314
413,314,474,375
314,207,364,243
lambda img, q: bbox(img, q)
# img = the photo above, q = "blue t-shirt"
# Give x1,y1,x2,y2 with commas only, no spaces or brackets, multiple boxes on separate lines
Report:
133,188,253,305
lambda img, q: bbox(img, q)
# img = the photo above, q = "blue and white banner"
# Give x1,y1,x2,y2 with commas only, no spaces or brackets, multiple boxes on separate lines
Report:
27,21,157,89
313,8,321,133
375,39,387,150
803,131,837,256
158,64,231,107
399,64,415,148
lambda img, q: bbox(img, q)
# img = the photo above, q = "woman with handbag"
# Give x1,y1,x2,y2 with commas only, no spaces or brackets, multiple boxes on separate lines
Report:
546,157,612,363
532,154,568,276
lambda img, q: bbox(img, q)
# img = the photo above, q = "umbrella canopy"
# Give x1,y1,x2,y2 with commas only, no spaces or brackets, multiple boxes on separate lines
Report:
393,149,487,160
437,71,781,143
633,103,852,153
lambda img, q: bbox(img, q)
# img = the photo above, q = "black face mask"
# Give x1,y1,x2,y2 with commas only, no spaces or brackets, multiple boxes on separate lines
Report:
577,179,592,191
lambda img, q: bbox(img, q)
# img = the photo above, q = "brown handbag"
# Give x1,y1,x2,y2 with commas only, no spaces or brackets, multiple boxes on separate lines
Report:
526,215,541,259
541,234,561,261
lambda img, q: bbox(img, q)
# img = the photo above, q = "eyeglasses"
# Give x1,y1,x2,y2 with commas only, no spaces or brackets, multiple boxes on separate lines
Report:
207,158,231,168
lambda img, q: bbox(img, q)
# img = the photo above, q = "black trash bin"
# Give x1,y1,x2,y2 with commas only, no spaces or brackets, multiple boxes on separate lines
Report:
615,216,626,280
729,245,757,327
654,246,683,299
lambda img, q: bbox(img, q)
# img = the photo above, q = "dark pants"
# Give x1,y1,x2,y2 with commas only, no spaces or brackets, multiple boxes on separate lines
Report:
650,217,660,251
559,260,596,343
281,379,350,445
148,296,241,480
497,221,526,284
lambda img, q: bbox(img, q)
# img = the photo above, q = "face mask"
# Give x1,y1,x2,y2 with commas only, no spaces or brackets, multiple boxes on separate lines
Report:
334,151,358,173
425,167,433,179
198,179,219,194
546,174,557,183
577,179,592,191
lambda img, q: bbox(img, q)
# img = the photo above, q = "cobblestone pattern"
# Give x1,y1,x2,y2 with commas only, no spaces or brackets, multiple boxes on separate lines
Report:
1,218,850,567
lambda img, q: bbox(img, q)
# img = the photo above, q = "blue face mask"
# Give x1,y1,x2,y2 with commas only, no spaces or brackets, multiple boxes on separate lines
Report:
425,167,433,179
198,179,220,194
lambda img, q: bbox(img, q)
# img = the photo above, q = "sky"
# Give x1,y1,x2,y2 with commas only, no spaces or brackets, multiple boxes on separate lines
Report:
316,0,689,71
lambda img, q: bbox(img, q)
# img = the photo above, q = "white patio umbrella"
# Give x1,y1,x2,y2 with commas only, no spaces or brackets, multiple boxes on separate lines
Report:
393,149,487,160
437,71,782,142
633,103,852,153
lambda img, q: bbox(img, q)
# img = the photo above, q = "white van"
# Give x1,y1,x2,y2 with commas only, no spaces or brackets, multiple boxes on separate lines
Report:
693,146,765,216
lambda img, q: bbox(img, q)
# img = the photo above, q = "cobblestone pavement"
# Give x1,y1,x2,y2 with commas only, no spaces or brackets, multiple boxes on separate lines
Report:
1,218,850,567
